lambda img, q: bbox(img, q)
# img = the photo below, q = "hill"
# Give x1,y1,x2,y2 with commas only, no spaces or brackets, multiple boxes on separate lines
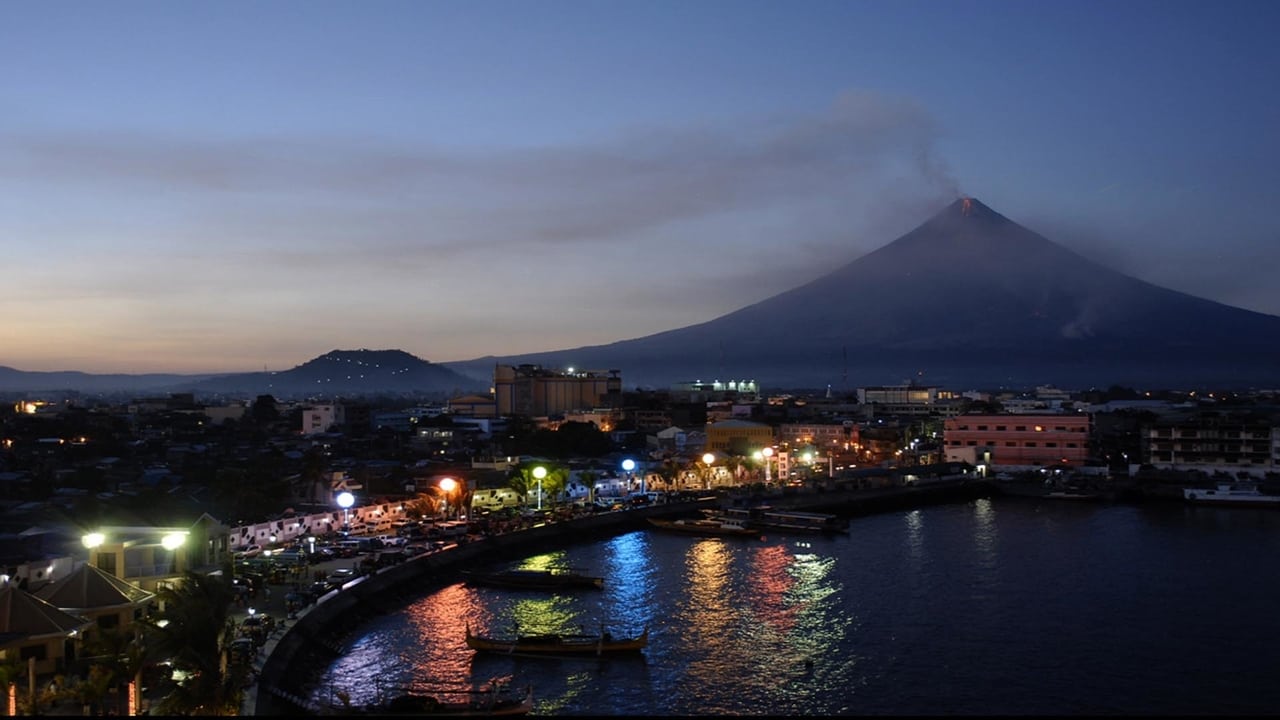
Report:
0,350,486,399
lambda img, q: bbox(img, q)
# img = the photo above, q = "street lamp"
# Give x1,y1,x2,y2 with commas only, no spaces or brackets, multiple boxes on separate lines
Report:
702,452,716,490
439,477,458,519
532,466,547,510
621,458,639,494
761,446,774,484
337,491,355,531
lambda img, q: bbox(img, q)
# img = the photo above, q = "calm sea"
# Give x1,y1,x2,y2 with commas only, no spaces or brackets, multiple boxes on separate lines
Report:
299,498,1280,715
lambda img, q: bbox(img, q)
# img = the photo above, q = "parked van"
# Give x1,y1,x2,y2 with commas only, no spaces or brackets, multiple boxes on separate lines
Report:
471,488,522,512
269,549,308,566
374,534,406,547
338,537,380,554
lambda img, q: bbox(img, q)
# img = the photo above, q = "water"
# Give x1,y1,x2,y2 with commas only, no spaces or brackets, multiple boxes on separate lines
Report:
301,499,1280,715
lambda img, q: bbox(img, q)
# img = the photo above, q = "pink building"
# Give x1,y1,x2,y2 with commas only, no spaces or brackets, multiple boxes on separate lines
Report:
943,413,1091,467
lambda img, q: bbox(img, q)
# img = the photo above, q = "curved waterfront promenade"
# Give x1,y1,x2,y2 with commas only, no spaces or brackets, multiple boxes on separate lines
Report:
249,481,992,715
249,502,703,714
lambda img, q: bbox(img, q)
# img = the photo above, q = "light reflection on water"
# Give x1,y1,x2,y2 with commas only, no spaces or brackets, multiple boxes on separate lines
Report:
301,500,1280,715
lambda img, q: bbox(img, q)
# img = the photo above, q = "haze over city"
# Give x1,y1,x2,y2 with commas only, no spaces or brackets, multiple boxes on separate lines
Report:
5,0,1279,376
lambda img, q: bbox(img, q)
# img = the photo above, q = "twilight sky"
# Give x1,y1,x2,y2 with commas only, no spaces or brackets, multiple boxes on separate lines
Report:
4,0,1279,374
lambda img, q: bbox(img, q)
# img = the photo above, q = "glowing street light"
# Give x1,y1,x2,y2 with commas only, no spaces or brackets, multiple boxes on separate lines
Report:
621,458,639,494
439,477,458,519
532,466,547,510
336,491,355,530
702,452,716,490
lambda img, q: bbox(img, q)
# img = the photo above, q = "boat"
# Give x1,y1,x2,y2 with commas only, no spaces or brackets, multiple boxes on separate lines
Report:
332,675,533,716
1183,482,1280,507
646,516,762,538
1044,489,1102,501
461,568,604,591
710,506,849,534
465,623,648,656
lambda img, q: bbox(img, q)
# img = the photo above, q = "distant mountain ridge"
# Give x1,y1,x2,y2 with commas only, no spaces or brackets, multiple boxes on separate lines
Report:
0,350,485,398
6,198,1280,395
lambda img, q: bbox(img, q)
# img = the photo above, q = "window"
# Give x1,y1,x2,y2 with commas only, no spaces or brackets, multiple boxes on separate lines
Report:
20,645,47,661
96,554,117,575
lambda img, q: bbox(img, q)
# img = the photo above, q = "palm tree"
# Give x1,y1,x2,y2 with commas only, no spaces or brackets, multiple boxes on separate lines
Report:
76,626,152,715
140,568,250,715
658,458,683,492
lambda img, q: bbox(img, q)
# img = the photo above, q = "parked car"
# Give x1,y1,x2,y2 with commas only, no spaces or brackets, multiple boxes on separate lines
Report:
324,568,356,589
305,580,332,601
232,544,263,559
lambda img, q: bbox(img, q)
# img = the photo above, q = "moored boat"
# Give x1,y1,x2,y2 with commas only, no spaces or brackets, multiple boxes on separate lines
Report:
1044,490,1102,501
646,516,762,538
462,568,604,591
711,506,849,534
465,623,648,655
330,675,533,716
1183,482,1280,507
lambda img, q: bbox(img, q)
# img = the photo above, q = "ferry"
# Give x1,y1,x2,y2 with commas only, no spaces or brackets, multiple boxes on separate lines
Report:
712,506,849,534
1183,482,1280,507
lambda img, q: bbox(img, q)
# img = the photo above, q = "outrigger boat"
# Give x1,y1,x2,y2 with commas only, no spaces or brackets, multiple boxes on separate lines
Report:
330,675,533,716
709,506,849,534
461,568,604,591
464,623,648,656
646,516,761,538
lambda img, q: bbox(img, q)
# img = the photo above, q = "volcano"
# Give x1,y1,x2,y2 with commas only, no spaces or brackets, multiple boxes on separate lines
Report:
446,197,1280,390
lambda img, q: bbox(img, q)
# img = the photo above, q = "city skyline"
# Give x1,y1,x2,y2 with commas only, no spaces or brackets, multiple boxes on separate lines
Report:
5,0,1279,375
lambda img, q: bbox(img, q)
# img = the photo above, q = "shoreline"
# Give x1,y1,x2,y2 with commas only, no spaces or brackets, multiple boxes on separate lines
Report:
249,480,1005,714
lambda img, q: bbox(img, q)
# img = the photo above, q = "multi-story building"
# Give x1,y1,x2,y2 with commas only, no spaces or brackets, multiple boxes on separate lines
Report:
301,403,344,435
857,384,964,417
777,421,858,456
493,364,622,418
704,418,773,455
943,413,1091,468
1144,410,1278,475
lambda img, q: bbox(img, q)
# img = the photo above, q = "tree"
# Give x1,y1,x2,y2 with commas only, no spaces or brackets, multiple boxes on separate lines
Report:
75,626,152,715
509,464,568,506
249,395,280,426
140,569,249,716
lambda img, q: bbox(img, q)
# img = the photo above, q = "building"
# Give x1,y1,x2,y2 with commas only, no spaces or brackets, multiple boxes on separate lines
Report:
493,364,622,418
33,563,155,638
1144,410,1278,476
704,419,773,455
857,384,963,417
448,394,498,418
0,585,91,677
301,403,345,436
777,421,857,452
81,515,231,594
943,413,1091,468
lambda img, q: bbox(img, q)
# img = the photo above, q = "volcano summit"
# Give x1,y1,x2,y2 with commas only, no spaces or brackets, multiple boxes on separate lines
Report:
445,197,1280,390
